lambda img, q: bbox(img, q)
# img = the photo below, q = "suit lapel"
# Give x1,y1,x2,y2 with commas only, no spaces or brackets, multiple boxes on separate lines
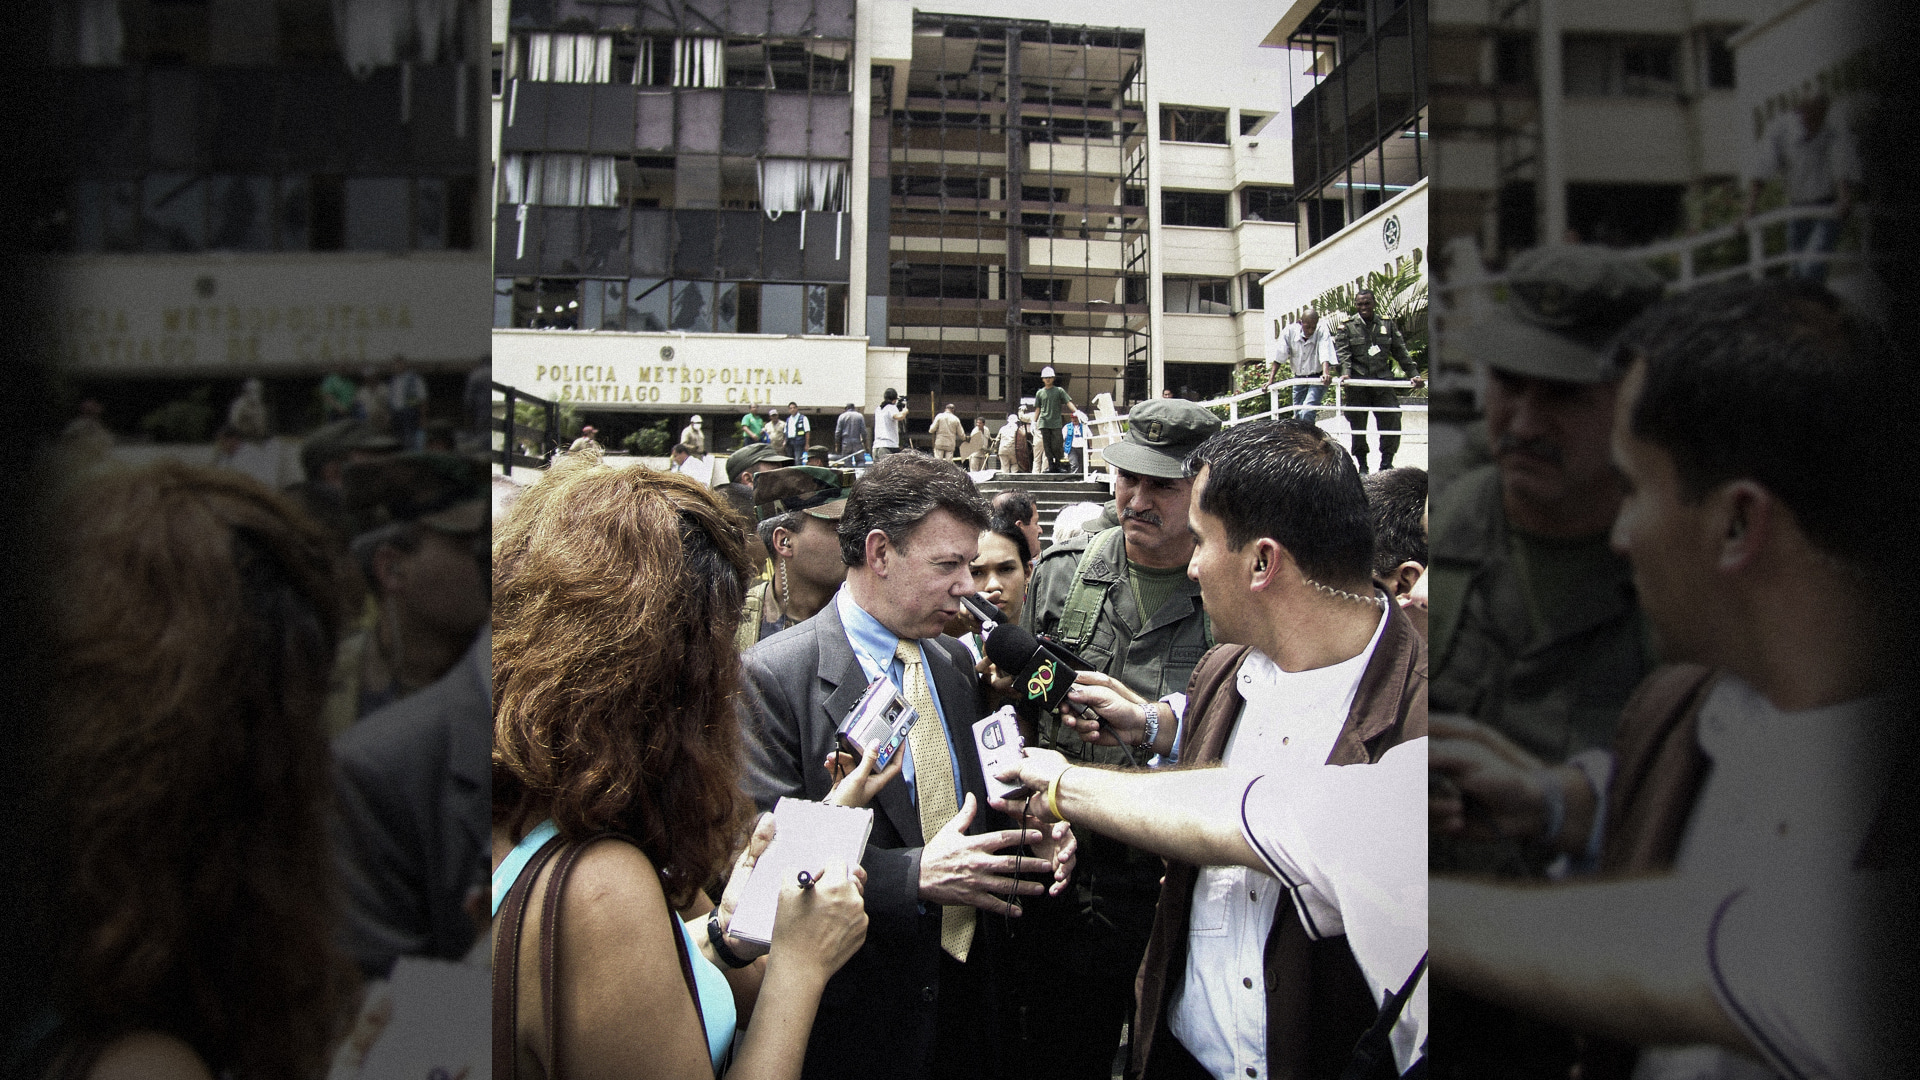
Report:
816,602,924,846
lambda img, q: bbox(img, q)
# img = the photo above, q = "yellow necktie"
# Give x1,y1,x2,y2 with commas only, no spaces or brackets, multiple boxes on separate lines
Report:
896,639,975,962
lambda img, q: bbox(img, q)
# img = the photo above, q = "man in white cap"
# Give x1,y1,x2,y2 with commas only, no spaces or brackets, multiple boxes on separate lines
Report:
1034,366,1076,474
678,414,705,456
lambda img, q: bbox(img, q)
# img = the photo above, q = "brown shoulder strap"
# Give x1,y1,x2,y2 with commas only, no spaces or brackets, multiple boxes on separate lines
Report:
491,832,565,1080
532,834,716,1080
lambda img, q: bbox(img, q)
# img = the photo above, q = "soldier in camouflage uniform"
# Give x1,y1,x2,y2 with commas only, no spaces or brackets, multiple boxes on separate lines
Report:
1428,246,1666,1080
1331,288,1425,473
1013,398,1220,1080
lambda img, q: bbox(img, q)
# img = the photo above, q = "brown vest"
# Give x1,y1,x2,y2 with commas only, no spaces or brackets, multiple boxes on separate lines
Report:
1131,600,1429,1080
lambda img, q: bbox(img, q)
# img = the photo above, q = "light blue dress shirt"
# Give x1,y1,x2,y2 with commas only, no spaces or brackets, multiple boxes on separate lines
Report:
835,587,963,808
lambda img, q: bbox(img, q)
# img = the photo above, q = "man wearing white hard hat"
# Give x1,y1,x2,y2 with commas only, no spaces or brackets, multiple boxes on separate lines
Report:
1034,365,1077,474
677,414,705,456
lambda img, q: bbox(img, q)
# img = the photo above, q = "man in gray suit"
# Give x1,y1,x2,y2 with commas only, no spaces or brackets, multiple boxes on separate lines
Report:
332,627,490,978
740,453,1073,1080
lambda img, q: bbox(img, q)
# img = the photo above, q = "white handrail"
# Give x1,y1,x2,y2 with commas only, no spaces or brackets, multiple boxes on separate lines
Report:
1071,377,1428,482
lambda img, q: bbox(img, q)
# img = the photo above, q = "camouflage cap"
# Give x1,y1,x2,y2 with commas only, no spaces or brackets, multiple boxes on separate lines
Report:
1452,245,1666,384
753,466,854,521
344,451,489,535
1100,398,1223,479
726,442,793,482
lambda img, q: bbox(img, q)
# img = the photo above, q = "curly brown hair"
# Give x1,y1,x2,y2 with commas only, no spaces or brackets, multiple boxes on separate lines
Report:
45,462,355,1079
492,452,756,908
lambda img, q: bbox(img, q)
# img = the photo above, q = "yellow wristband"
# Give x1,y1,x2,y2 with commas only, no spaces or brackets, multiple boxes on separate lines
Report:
1046,766,1075,822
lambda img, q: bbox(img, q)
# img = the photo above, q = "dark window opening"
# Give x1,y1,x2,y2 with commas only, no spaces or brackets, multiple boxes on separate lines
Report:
1239,112,1269,136
1702,27,1737,90
890,263,991,299
907,352,990,398
1240,186,1292,222
1164,362,1232,400
1567,182,1686,247
1163,190,1228,228
1495,34,1533,86
1303,197,1344,246
1161,105,1228,144
1241,272,1266,311
893,174,993,199
1022,278,1070,301
1164,277,1231,315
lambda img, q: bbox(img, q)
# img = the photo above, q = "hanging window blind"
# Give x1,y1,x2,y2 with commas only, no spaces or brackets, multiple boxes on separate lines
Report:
502,154,619,207
524,32,614,82
674,37,724,87
758,159,848,214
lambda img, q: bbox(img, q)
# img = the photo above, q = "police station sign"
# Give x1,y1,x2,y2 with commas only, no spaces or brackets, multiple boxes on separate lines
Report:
493,329,877,411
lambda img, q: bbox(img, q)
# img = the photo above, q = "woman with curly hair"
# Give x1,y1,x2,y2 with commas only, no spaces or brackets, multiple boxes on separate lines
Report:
33,462,358,1079
492,453,869,1080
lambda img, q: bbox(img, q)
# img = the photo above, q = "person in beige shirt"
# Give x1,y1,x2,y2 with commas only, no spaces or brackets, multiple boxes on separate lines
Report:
929,403,964,460
678,415,706,456
961,417,990,470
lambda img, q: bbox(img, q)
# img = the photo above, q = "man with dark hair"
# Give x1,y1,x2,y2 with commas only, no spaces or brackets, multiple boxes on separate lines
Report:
990,489,1043,568
739,453,1076,1080
1015,396,1221,1078
836,401,867,460
1060,417,1428,1080
1365,466,1429,600
1331,288,1423,473
1432,280,1916,1080
787,401,811,451
874,387,907,459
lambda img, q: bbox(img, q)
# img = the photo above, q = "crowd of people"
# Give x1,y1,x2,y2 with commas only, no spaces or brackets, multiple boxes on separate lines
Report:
15,244,1913,1080
485,361,1437,1080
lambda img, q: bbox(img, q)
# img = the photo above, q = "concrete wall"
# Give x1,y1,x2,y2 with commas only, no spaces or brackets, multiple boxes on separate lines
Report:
1160,313,1240,365
1159,226,1242,277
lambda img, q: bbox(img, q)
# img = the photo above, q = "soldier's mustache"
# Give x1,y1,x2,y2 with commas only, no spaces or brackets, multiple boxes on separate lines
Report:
1122,508,1163,526
1494,433,1563,465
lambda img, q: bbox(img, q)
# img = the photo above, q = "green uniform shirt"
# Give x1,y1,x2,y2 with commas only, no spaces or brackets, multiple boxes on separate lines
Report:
1023,526,1210,765
1035,385,1071,429
1428,464,1653,876
1333,312,1416,381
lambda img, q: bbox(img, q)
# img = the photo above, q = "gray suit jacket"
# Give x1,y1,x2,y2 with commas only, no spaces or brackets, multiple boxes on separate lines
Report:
740,599,1013,1080
332,628,490,978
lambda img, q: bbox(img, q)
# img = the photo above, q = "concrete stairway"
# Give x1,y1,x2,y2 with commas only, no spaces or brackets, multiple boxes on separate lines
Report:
975,472,1112,537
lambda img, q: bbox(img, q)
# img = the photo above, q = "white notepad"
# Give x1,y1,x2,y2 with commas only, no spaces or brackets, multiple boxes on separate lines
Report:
728,797,874,946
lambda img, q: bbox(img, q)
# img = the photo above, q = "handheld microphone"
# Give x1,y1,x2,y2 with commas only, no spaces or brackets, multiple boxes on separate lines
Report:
983,625,1136,766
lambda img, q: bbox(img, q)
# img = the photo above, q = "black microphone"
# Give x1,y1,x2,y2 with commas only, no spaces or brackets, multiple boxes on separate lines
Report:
984,624,1137,766
984,623,1076,711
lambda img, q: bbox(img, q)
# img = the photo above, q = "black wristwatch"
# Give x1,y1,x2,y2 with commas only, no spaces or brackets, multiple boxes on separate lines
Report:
706,912,756,969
